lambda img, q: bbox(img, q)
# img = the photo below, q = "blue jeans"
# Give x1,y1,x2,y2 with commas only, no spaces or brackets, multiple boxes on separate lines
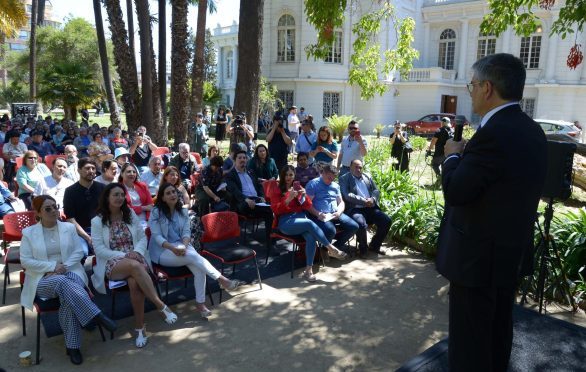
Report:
278,212,330,267
310,212,359,249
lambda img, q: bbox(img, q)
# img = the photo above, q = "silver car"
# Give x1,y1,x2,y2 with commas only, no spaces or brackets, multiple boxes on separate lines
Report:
535,119,582,140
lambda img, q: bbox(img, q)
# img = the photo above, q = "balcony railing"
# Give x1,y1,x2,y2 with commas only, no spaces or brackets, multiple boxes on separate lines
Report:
213,24,239,36
396,67,457,83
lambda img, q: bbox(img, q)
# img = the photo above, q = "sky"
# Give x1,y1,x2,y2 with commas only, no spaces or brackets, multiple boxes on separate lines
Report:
49,0,240,66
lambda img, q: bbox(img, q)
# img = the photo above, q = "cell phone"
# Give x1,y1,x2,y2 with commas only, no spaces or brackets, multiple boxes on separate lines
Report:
293,181,302,191
355,130,360,136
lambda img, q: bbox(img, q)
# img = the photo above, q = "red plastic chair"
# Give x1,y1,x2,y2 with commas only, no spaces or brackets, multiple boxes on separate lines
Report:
2,211,37,304
153,147,170,157
201,212,262,303
190,152,203,166
43,154,67,170
19,271,106,365
14,156,24,172
261,179,279,204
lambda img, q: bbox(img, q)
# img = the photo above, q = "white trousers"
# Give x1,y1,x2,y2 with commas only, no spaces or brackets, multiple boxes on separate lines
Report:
158,247,221,303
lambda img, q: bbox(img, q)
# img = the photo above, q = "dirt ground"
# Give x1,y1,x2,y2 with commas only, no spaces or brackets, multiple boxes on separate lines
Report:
1,242,584,372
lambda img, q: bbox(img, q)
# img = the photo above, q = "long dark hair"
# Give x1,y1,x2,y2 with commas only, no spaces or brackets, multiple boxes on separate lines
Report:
154,182,183,220
97,182,132,226
253,144,269,168
278,165,295,194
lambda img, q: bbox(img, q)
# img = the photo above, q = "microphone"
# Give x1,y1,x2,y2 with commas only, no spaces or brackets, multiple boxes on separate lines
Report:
453,115,466,141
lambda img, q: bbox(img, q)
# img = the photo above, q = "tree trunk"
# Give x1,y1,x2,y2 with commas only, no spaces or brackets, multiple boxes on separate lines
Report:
149,30,164,144
93,0,121,128
29,0,38,102
233,0,264,132
135,0,154,134
37,0,46,25
104,0,141,132
158,0,167,134
170,0,190,146
126,0,135,63
189,0,207,122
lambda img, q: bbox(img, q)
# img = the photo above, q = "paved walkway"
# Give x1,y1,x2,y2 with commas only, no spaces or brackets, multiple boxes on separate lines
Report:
1,242,583,371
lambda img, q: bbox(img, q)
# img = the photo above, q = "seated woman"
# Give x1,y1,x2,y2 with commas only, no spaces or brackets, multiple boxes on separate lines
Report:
87,132,113,168
16,150,51,210
202,145,219,167
148,183,238,318
270,165,347,282
309,126,338,166
118,163,153,226
162,166,191,209
21,195,117,365
194,155,226,215
91,183,177,348
247,144,278,182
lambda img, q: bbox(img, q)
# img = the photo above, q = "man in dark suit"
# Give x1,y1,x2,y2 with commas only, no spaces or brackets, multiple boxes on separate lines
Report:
437,53,547,371
225,150,273,245
339,159,391,257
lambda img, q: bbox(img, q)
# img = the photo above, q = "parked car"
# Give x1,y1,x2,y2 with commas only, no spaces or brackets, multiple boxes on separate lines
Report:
535,119,582,139
404,113,469,136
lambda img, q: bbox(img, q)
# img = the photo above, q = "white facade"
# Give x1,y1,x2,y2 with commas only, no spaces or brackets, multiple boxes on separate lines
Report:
212,0,586,133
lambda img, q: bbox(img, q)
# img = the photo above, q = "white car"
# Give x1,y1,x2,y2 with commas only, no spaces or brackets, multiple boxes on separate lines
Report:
534,119,582,140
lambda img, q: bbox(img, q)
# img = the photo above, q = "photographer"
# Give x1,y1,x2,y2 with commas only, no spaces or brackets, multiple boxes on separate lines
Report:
389,122,410,172
266,113,292,172
427,117,453,181
188,113,209,159
228,114,254,156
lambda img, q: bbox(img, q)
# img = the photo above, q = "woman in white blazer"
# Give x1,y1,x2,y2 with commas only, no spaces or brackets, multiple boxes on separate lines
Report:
148,183,238,318
90,183,177,348
20,195,117,365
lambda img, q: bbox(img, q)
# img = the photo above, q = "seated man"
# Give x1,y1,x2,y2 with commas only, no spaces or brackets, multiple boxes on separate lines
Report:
114,147,131,168
226,150,273,247
33,157,74,210
169,143,199,190
140,155,163,196
339,159,391,257
63,144,80,182
63,158,105,256
28,130,54,158
294,152,319,187
305,163,359,253
94,159,118,185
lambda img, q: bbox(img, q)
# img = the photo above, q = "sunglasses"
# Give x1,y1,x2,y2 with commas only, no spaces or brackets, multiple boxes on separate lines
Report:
43,204,60,212
27,157,38,160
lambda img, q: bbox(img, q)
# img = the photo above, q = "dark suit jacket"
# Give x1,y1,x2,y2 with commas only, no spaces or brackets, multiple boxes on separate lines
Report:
338,172,381,210
436,105,547,288
225,168,264,211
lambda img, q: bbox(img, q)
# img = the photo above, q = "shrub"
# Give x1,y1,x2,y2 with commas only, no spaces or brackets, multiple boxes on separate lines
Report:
326,114,360,142
409,135,428,151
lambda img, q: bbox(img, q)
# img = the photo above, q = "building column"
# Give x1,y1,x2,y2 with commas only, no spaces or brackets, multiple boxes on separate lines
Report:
218,46,224,87
233,45,239,82
580,33,586,83
423,22,430,67
457,19,469,81
544,18,558,82
501,28,512,53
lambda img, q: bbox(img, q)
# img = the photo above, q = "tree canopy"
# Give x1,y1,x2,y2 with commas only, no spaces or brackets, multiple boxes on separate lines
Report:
0,0,28,38
480,0,584,69
304,0,419,100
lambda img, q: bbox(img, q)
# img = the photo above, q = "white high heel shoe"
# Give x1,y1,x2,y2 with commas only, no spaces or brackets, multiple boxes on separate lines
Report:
161,305,178,324
135,327,148,348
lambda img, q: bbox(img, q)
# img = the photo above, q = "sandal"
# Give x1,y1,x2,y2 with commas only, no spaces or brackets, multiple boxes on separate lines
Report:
302,271,317,283
328,249,348,260
135,327,148,348
219,279,239,291
196,304,212,318
160,305,177,325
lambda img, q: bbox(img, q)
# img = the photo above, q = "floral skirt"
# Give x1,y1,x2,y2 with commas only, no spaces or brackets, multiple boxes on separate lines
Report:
105,253,149,279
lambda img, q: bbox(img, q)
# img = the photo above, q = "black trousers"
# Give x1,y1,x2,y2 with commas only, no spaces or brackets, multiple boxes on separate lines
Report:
448,282,516,372
238,203,273,245
347,207,391,253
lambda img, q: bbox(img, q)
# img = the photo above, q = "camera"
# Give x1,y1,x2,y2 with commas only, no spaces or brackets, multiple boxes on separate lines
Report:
234,116,244,127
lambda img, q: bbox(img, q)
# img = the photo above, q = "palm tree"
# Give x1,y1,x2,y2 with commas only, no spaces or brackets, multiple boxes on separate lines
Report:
126,0,135,60
148,27,164,144
0,0,27,88
189,0,216,122
169,0,190,145
93,0,121,127
135,0,153,133
158,0,167,134
233,0,264,131
29,0,38,102
37,0,46,25
104,0,141,131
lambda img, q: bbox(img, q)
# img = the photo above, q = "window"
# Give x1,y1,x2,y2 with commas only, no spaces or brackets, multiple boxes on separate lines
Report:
520,35,542,69
477,32,496,60
277,15,295,62
324,31,343,64
438,29,456,70
520,98,536,118
226,50,233,79
323,92,341,118
278,90,294,111
226,95,231,106
26,5,32,13
9,43,26,51
18,30,29,40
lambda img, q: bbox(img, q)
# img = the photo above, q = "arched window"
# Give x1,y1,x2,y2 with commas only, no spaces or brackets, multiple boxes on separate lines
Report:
438,29,456,70
277,15,295,62
477,31,496,60
226,50,233,79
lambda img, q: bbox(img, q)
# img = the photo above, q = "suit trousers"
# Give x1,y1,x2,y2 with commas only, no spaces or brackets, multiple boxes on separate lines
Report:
36,272,101,349
448,282,516,372
159,247,221,303
239,203,274,245
347,207,391,253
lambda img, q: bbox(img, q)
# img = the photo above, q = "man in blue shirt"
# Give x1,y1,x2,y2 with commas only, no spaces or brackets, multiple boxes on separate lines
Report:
29,130,54,158
305,163,358,255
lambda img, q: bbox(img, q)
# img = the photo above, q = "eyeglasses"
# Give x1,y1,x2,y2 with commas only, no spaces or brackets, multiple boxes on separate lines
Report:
43,204,60,212
27,157,38,161
348,127,358,131
466,80,484,93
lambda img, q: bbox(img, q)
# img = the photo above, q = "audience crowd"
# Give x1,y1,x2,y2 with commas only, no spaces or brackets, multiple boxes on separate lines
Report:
0,108,400,365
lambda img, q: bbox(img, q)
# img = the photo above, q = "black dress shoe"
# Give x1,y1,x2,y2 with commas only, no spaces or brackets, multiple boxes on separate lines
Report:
369,248,386,255
66,348,83,365
94,312,117,333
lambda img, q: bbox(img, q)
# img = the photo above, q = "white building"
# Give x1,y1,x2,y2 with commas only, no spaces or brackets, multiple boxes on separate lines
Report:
212,0,586,133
